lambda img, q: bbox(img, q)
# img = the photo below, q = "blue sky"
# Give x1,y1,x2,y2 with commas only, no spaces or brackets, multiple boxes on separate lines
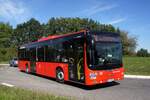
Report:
0,0,150,51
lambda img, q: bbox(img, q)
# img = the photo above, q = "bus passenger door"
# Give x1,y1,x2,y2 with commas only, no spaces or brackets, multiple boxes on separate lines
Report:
29,48,36,73
64,35,85,83
68,47,84,83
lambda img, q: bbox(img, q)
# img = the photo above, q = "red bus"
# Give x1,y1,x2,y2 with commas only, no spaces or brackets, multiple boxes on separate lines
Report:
18,30,124,86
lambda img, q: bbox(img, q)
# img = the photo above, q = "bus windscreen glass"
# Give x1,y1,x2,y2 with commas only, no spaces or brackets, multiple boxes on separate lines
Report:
87,34,122,70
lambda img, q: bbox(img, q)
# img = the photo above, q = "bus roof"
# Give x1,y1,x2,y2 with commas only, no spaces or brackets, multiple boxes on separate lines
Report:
90,30,120,36
19,30,86,48
38,30,86,42
19,30,120,48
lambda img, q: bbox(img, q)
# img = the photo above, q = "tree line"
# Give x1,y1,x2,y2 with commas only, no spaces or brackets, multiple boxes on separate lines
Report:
0,17,142,61
137,48,150,57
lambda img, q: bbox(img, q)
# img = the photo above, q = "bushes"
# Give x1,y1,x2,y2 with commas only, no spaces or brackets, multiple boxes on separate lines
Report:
137,48,150,57
0,48,17,62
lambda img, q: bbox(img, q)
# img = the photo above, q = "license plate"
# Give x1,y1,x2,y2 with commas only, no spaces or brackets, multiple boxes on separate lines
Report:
107,79,114,82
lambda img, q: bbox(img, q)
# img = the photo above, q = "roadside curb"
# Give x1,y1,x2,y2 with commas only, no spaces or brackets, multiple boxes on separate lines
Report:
0,64,9,66
125,75,150,79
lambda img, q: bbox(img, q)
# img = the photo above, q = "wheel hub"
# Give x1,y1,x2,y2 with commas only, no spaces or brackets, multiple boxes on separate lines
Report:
58,71,64,80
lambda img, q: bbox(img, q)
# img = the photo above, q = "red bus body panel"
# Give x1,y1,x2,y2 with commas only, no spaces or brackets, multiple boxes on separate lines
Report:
18,61,69,81
18,61,30,71
85,67,124,85
36,62,68,80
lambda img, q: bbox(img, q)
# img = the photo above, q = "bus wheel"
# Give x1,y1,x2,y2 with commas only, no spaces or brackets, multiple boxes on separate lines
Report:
56,68,64,83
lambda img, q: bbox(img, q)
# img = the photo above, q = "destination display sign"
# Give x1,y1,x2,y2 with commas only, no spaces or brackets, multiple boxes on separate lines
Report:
94,35,120,42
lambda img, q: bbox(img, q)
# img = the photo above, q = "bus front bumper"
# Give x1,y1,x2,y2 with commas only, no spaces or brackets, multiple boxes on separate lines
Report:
85,67,124,86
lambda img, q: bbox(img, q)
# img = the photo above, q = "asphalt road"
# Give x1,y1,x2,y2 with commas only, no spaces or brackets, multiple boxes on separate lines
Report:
0,66,150,100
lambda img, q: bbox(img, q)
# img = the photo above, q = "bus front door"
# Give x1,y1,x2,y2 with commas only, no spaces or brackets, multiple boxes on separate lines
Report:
67,38,85,83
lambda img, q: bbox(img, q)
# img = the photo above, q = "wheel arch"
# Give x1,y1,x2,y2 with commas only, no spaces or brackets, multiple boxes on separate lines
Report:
56,66,65,82
56,66,64,72
55,65,69,81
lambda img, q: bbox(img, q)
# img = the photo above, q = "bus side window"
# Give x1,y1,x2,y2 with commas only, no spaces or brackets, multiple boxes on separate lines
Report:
25,48,30,60
45,45,55,62
18,48,26,60
30,48,36,61
37,46,44,62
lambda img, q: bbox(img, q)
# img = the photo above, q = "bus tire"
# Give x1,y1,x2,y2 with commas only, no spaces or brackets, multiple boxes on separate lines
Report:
56,68,64,83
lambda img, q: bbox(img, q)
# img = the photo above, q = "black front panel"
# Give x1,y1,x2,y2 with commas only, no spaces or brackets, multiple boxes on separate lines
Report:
87,31,122,70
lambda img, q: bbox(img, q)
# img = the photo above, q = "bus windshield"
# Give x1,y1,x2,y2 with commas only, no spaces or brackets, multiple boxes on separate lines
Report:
87,33,122,70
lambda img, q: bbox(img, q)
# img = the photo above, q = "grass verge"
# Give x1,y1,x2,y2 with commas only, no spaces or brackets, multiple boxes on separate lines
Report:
0,61,8,64
0,85,69,100
123,57,150,75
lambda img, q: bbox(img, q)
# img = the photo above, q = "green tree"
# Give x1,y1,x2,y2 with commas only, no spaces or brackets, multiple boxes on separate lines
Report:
137,48,150,57
12,18,43,46
0,22,16,61
0,22,13,47
44,17,116,35
119,31,137,55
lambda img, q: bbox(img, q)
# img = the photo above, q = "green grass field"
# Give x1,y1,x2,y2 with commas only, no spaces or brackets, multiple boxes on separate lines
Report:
0,85,69,100
123,57,150,75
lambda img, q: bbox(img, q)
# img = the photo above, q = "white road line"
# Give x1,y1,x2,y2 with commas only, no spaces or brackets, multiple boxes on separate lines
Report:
1,83,14,87
125,75,150,79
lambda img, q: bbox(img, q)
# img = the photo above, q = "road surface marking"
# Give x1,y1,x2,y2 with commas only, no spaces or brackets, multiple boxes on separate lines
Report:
1,83,14,87
125,75,150,79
